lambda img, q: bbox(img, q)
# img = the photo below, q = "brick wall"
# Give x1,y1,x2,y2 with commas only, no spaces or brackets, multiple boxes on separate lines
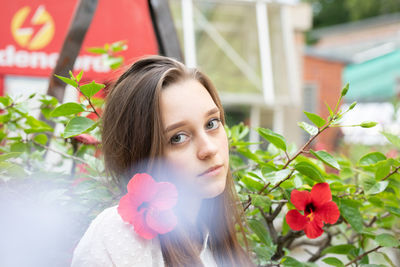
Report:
303,55,345,152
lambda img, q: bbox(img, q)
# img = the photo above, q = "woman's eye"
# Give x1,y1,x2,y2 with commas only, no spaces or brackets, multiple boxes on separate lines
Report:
206,118,220,130
170,134,187,144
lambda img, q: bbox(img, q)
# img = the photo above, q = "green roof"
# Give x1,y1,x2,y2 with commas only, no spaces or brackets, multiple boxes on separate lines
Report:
344,49,400,102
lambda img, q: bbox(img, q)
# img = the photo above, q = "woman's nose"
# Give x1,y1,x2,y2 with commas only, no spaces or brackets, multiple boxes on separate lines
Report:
197,133,218,160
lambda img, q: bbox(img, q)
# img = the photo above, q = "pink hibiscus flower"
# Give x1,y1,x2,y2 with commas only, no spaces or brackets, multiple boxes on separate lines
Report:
74,134,100,145
117,173,178,239
285,183,340,239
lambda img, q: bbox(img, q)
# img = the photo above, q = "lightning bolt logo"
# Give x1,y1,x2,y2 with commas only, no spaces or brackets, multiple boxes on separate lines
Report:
11,5,55,50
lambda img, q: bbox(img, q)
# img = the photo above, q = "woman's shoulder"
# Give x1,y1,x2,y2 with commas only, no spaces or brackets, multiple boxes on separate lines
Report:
71,206,163,267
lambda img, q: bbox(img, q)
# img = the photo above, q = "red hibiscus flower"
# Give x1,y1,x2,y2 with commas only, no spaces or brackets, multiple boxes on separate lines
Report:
73,134,100,145
118,173,178,240
285,183,340,239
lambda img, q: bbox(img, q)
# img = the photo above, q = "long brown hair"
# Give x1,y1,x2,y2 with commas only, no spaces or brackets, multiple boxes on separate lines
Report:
102,55,253,266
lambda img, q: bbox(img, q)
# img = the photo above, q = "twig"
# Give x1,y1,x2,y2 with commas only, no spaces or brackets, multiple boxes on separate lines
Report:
33,141,86,164
243,195,252,211
258,207,278,243
382,165,400,181
308,232,332,262
272,230,304,260
345,246,382,266
267,170,295,193
367,216,377,227
76,85,101,118
282,123,330,169
259,182,271,195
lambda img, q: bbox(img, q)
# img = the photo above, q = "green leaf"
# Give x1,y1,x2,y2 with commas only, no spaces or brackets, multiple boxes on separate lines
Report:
104,56,123,69
375,233,400,247
50,102,85,117
264,169,292,185
111,40,127,52
256,128,287,151
0,152,22,161
248,219,273,246
10,142,28,153
294,161,324,182
24,116,53,133
386,206,400,217
339,199,363,232
365,181,389,195
298,121,318,135
0,112,11,123
310,149,341,170
87,47,107,54
54,74,78,88
261,164,278,176
379,251,397,267
237,147,259,162
359,264,387,267
322,257,345,267
0,161,26,177
304,111,326,128
251,194,271,211
64,117,96,138
0,96,12,107
33,134,48,145
322,244,356,255
68,70,75,80
325,101,334,118
80,81,105,98
252,246,275,261
358,152,386,166
282,256,304,267
76,70,84,82
240,176,264,191
381,132,400,149
375,161,391,180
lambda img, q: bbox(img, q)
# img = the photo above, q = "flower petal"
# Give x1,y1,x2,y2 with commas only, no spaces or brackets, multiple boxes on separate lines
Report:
311,183,332,207
126,173,158,203
151,182,178,211
316,201,340,224
146,209,177,234
117,194,140,224
132,209,158,239
291,189,311,211
304,218,324,239
286,209,307,231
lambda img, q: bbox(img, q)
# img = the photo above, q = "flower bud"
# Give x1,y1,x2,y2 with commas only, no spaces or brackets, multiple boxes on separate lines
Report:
341,83,349,97
348,101,357,110
360,121,378,128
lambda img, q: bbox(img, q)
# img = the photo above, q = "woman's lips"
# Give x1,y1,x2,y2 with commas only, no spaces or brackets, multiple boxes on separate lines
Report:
198,164,223,177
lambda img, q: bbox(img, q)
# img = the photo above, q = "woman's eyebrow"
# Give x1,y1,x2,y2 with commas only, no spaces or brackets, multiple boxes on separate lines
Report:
206,107,220,117
165,121,187,133
164,107,220,133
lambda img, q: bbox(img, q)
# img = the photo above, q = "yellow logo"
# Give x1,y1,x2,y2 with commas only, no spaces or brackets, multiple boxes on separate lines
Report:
11,5,55,50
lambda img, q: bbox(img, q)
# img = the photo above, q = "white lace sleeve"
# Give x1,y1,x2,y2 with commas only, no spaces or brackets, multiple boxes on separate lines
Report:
71,206,163,267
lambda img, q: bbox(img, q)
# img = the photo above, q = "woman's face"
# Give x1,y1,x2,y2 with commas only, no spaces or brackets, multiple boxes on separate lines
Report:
160,79,229,199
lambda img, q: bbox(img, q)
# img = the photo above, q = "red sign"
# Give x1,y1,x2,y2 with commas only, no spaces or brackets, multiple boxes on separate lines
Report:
0,0,159,80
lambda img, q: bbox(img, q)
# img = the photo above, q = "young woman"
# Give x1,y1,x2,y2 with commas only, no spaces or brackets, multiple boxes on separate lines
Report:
71,55,253,266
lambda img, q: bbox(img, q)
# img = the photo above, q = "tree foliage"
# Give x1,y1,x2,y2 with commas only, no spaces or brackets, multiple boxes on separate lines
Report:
303,0,400,28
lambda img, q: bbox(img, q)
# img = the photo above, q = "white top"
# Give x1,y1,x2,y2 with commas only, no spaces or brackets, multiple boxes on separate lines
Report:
71,206,217,267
